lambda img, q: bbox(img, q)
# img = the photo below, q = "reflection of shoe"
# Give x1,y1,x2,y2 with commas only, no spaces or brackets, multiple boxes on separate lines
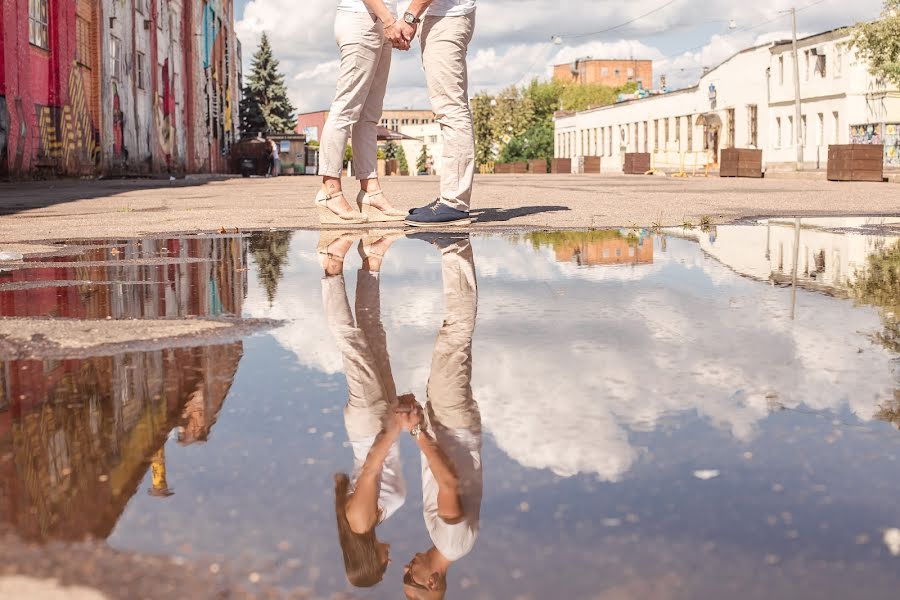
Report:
406,231,469,249
404,202,472,227
318,231,360,270
357,190,406,222
358,230,407,262
408,198,441,215
315,190,367,225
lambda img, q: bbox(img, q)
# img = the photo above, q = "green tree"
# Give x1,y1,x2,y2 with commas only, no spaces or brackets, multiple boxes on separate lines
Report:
472,93,496,167
240,33,297,137
249,230,293,305
499,120,555,163
383,140,399,160
417,144,429,173
847,0,900,87
490,85,534,147
397,144,409,174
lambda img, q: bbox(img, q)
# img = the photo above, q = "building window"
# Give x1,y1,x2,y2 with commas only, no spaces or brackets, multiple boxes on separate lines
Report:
627,67,634,80
804,50,810,81
601,67,609,76
815,54,826,78
136,52,146,90
778,56,784,85
643,121,649,153
675,116,681,148
788,115,794,145
775,117,782,147
687,117,693,151
653,119,659,151
110,36,122,80
76,17,92,67
801,114,807,147
817,112,824,145
29,0,49,50
665,118,670,143
614,69,620,76
726,108,735,148
748,105,758,147
832,111,840,143
401,119,409,125
834,45,842,78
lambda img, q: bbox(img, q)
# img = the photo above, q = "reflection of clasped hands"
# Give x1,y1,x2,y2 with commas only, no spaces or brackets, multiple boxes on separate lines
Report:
388,393,425,436
384,18,417,51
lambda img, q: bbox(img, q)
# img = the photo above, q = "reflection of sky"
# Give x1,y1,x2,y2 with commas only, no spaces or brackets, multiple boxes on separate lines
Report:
108,229,900,599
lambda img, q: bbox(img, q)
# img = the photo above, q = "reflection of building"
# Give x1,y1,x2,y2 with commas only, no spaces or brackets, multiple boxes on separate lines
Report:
671,218,900,297
0,235,247,319
0,342,242,541
528,230,654,267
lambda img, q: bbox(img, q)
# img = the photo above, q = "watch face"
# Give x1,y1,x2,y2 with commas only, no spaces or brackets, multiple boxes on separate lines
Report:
405,13,415,24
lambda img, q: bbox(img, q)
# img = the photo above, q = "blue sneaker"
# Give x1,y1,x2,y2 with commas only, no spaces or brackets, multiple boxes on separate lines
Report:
404,202,472,227
408,198,442,215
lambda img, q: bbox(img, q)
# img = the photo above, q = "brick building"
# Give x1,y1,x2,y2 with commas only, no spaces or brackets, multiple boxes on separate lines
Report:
553,58,653,89
0,0,241,178
296,108,435,142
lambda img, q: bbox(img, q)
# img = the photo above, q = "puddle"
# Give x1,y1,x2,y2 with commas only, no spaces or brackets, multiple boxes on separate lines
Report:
3,220,900,598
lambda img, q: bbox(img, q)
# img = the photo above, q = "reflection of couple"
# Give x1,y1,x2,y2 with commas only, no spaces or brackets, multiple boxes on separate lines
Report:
320,231,481,597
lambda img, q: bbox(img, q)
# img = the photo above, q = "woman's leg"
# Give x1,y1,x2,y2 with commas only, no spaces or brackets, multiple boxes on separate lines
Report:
353,39,399,213
319,12,385,212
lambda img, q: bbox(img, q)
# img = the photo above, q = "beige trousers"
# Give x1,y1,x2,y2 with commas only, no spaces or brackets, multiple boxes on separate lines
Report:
426,237,480,431
322,270,399,440
421,13,476,211
319,11,392,180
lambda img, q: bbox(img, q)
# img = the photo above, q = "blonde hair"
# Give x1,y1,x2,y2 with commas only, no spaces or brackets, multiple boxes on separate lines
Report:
333,473,387,587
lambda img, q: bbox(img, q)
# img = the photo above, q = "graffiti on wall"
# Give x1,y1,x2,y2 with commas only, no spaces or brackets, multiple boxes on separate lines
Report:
850,123,882,145
155,59,175,162
34,63,100,173
884,124,899,167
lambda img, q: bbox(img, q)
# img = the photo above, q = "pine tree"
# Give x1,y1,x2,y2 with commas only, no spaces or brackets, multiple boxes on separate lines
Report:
240,33,297,137
249,230,293,306
417,144,429,173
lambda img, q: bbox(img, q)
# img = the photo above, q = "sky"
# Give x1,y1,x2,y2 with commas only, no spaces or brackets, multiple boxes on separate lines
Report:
233,0,885,115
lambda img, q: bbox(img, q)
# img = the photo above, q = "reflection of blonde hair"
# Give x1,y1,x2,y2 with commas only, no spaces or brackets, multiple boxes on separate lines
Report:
334,473,387,588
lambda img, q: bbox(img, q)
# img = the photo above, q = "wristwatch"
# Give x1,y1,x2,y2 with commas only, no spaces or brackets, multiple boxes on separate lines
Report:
403,11,421,25
410,423,427,439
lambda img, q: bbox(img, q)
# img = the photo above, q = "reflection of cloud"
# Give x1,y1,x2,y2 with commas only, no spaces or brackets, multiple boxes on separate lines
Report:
246,232,897,482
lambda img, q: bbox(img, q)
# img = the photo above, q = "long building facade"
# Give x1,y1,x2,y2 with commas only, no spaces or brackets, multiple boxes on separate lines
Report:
554,28,900,173
0,0,241,178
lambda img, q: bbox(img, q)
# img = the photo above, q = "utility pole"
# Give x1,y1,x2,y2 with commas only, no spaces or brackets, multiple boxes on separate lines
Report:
790,7,803,170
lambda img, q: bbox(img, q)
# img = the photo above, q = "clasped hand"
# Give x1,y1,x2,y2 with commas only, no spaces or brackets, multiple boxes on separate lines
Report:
390,393,424,433
385,20,417,51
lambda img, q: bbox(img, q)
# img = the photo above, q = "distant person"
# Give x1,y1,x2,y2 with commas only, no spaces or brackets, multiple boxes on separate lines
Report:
320,229,414,587
270,138,280,176
316,0,411,225
400,0,477,227
402,233,482,598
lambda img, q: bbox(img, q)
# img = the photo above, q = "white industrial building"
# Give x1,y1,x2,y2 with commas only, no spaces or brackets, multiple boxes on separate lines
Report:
399,122,444,176
554,28,900,173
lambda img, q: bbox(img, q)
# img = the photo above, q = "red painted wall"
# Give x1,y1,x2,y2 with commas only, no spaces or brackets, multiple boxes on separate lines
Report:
1,0,85,175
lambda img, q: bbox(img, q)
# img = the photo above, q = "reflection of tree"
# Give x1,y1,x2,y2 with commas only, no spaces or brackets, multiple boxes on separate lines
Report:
249,231,293,305
875,392,900,430
525,230,635,251
850,239,900,353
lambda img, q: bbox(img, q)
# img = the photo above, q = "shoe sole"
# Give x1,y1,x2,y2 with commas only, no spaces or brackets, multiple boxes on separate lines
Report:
360,204,406,222
316,204,367,225
403,218,472,228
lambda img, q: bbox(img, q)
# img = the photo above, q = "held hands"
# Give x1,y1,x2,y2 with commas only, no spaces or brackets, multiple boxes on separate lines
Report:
389,393,423,435
385,19,417,51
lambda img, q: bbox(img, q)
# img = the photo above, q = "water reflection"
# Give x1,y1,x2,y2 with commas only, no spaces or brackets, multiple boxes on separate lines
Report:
0,343,241,542
3,222,900,597
0,235,248,319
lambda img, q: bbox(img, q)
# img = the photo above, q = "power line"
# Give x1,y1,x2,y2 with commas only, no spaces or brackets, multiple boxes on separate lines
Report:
554,0,681,41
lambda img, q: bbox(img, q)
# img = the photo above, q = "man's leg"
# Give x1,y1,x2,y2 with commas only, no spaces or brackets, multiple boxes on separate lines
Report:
420,14,476,212
425,236,480,431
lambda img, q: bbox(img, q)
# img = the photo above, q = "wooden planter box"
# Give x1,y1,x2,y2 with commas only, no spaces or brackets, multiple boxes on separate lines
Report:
623,153,651,174
720,148,763,178
495,163,510,174
509,161,527,174
583,156,602,173
827,144,884,182
529,159,547,174
550,158,571,174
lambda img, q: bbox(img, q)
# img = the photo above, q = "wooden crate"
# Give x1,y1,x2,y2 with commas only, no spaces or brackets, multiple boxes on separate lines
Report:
827,144,884,182
494,163,510,174
509,161,528,174
529,159,547,174
550,158,571,174
583,156,602,173
623,153,651,175
720,148,763,178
